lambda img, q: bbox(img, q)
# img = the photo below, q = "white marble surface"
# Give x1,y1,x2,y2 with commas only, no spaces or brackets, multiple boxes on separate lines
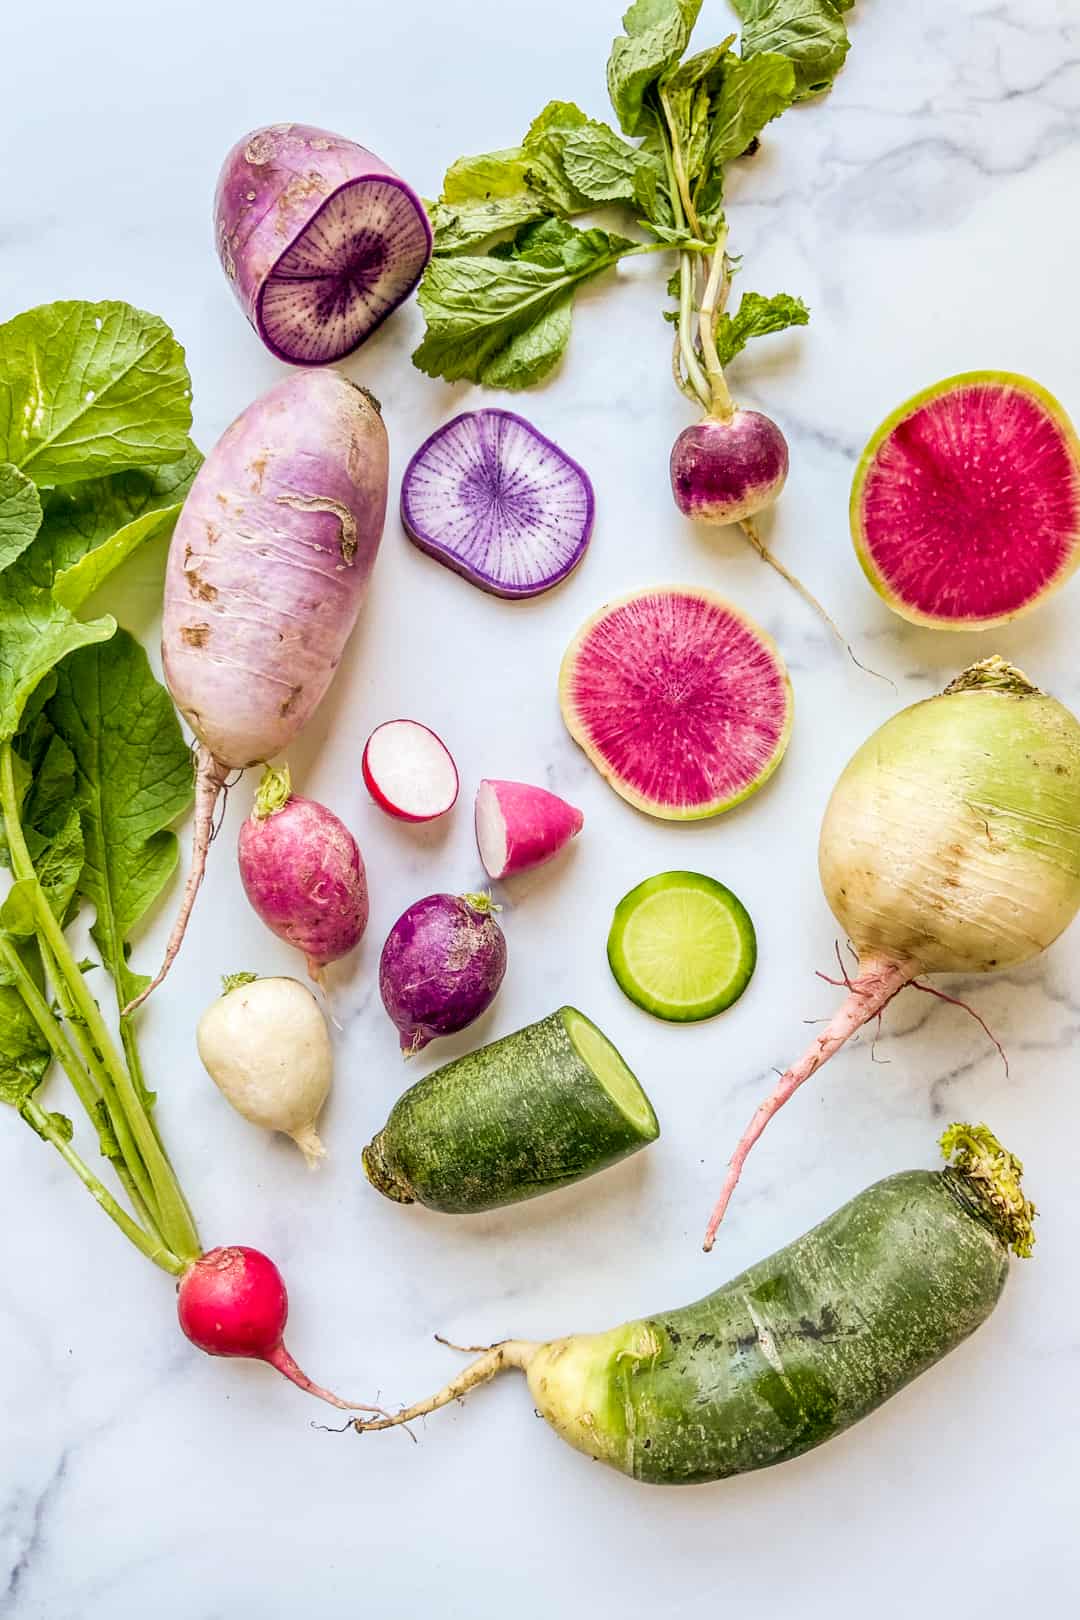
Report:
3,0,1080,1613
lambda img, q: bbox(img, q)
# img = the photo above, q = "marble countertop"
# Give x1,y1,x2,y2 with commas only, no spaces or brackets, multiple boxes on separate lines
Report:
3,0,1079,1613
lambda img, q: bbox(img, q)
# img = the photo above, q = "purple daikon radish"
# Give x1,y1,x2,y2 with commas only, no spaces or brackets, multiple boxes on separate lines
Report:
129,370,388,1012
215,123,432,365
401,409,594,598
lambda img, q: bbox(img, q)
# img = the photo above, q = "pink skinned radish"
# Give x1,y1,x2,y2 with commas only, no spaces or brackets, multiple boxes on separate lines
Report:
132,369,387,1013
215,123,432,365
362,720,458,822
238,766,369,981
475,780,583,881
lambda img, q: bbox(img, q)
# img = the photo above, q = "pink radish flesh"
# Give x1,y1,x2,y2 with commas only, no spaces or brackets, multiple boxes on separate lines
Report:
215,123,432,365
475,779,583,880
401,409,594,597
379,893,507,1054
363,720,458,822
177,1246,379,1411
238,767,368,979
670,411,789,526
134,369,387,1012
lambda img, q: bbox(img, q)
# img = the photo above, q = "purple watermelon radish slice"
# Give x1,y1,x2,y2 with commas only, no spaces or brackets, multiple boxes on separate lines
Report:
851,371,1080,630
558,586,793,820
215,124,432,365
401,409,595,598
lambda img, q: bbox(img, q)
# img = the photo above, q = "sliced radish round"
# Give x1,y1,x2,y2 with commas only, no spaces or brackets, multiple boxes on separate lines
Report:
851,371,1080,630
401,409,595,598
215,124,432,366
363,721,459,823
559,586,792,821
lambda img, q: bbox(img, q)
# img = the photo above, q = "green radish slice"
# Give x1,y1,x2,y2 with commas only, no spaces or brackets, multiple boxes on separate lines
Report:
608,871,756,1022
851,371,1080,630
559,586,793,820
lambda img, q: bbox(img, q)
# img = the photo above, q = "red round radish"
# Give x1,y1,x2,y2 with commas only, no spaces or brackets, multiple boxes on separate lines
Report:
670,410,789,527
379,892,507,1055
475,779,583,881
134,370,387,1012
215,123,432,365
559,586,792,820
851,371,1080,630
177,1246,378,1411
362,720,458,823
401,409,594,597
238,766,368,980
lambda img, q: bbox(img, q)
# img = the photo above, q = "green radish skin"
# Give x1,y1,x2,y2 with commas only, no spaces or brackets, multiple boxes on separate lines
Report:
362,1007,658,1213
352,1125,1032,1484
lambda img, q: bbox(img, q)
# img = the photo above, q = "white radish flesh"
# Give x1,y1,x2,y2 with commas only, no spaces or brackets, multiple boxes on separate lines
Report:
362,720,458,822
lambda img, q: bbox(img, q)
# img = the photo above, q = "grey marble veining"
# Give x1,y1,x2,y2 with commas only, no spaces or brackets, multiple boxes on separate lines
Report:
2,0,1079,1613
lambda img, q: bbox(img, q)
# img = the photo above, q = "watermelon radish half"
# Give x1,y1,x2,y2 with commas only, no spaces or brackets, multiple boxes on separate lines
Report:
558,586,792,820
851,371,1080,630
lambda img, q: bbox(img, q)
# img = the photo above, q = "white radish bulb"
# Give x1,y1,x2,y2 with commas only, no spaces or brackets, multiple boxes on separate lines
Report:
197,975,333,1166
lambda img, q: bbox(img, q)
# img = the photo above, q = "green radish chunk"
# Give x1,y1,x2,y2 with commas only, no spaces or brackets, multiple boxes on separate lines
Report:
851,371,1080,630
352,1124,1033,1484
362,1007,658,1213
608,871,756,1021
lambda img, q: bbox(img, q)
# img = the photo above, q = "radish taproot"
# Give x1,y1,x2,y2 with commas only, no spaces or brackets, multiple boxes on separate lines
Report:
196,974,333,1166
215,123,432,365
138,370,387,1009
704,657,1080,1246
852,372,1080,630
559,585,792,820
474,779,583,881
238,766,369,982
363,1007,658,1212
379,892,507,1055
353,1123,1032,1478
400,408,594,597
362,720,459,822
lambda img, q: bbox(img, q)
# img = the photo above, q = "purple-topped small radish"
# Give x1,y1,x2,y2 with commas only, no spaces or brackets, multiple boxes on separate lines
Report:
239,765,369,980
401,409,594,598
215,123,432,365
671,410,789,527
380,893,507,1056
363,720,458,822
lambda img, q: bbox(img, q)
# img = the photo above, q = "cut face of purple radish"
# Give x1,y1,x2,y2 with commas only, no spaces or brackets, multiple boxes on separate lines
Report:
215,124,432,366
401,409,594,598
559,586,792,820
852,371,1080,630
362,720,459,823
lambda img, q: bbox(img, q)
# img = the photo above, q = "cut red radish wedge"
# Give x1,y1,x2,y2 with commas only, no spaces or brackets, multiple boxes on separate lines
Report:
401,409,595,598
363,721,459,823
852,371,1080,630
559,586,792,820
475,779,583,881
215,124,432,365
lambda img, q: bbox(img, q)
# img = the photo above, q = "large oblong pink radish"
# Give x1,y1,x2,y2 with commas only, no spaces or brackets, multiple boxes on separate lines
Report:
215,124,432,365
475,779,583,880
133,370,387,1011
559,586,792,821
852,371,1080,630
362,720,458,823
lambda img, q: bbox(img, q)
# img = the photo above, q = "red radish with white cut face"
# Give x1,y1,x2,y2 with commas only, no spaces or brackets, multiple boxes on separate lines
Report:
475,779,583,881
363,720,458,822
215,123,432,365
400,409,595,598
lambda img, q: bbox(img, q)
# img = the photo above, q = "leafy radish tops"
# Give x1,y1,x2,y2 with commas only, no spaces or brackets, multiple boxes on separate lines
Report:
401,409,594,598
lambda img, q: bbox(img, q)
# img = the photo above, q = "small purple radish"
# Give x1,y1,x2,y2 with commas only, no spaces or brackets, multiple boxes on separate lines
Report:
215,123,432,365
238,765,369,981
401,409,594,598
131,369,387,1013
362,720,458,823
379,893,507,1056
670,410,789,527
474,780,583,881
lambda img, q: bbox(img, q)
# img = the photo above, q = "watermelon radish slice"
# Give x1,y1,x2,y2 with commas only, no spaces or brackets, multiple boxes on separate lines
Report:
400,409,594,598
558,586,793,821
851,371,1080,630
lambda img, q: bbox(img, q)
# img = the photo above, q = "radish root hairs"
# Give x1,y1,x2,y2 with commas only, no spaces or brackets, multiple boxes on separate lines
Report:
351,1338,539,1433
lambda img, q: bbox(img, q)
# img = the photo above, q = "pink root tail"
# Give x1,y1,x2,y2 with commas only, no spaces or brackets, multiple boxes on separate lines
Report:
122,746,230,1015
263,1341,388,1416
702,955,914,1251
